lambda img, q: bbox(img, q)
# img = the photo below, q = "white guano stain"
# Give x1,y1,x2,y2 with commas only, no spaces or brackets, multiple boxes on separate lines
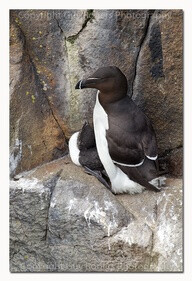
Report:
50,197,56,208
10,138,23,175
11,177,42,193
84,201,107,227
65,199,77,213
83,199,118,251
10,177,50,210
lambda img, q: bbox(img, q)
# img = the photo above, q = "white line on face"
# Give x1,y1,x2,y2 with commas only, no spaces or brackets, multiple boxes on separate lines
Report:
86,78,100,80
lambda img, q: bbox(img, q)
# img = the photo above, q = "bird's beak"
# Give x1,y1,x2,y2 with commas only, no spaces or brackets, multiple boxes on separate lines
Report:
75,78,101,89
75,79,85,89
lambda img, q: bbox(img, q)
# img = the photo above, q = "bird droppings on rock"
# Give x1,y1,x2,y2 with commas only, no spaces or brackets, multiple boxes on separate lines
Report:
10,156,183,272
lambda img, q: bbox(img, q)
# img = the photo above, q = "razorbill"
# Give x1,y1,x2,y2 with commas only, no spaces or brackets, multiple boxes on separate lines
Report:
71,66,165,194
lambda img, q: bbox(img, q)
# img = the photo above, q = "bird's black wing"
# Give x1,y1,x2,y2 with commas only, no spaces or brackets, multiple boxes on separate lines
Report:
105,97,158,166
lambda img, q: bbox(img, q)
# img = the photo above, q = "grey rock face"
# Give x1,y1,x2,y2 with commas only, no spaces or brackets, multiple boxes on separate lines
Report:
48,179,131,246
132,10,183,168
10,13,68,177
10,9,183,176
10,157,183,272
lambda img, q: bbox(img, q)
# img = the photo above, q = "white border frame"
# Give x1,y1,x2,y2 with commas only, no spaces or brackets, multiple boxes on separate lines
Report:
1,0,191,280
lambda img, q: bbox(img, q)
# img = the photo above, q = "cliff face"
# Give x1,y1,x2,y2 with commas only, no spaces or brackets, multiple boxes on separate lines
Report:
10,10,183,176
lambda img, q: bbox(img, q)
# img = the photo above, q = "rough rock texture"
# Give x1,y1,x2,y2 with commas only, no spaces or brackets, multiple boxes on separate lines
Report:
10,156,183,272
10,18,68,177
132,10,183,167
10,10,183,176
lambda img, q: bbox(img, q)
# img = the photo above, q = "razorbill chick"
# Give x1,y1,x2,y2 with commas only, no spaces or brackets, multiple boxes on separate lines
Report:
69,122,103,170
69,122,111,189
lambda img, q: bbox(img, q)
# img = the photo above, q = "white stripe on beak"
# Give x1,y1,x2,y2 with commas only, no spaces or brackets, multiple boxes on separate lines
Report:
79,80,83,89
86,78,100,80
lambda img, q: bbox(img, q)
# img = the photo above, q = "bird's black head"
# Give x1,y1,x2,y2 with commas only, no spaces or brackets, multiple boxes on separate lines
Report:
75,66,128,101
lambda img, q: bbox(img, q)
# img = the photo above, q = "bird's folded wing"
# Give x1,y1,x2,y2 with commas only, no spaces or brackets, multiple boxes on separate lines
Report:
106,111,158,166
141,122,158,160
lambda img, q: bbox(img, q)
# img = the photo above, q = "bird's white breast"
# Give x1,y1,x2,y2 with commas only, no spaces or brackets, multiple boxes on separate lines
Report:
93,92,144,194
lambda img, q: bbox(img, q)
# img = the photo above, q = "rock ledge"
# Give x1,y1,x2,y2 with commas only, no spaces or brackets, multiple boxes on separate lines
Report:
10,156,183,272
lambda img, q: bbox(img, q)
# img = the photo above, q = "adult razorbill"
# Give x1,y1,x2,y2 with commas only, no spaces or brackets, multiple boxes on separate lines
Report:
72,66,165,194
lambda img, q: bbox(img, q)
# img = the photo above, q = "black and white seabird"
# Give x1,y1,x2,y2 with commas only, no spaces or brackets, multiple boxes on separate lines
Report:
69,66,165,194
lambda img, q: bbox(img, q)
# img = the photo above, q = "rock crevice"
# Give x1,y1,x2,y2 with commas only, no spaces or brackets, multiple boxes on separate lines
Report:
132,11,154,97
66,10,94,44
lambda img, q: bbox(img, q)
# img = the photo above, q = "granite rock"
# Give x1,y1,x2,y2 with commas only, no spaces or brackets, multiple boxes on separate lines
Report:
10,157,183,272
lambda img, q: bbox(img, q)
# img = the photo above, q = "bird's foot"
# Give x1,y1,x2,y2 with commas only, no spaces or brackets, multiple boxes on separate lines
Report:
149,176,167,190
84,166,112,192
